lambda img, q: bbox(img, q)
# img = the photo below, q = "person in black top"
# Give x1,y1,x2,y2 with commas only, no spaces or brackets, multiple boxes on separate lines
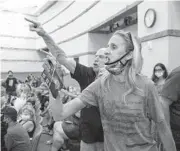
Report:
26,18,109,151
5,71,18,102
160,66,180,150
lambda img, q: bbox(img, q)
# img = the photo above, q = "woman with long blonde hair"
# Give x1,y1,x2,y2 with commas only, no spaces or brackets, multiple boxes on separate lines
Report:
48,30,176,151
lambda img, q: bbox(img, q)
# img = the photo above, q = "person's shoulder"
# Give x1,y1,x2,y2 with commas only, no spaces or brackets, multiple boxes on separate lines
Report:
167,66,180,80
15,123,29,132
8,123,30,139
7,124,21,135
171,66,180,74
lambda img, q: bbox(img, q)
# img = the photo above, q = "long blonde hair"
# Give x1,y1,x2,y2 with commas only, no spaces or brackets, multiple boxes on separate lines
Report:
113,31,144,103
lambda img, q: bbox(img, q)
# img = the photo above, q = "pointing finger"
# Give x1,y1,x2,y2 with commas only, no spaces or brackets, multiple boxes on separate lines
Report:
25,17,39,26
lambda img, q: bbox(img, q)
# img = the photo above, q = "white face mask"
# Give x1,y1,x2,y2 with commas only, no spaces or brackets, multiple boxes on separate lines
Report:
155,71,164,77
21,114,30,121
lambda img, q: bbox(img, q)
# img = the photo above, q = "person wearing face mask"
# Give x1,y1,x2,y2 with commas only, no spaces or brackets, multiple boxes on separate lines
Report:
2,106,31,151
151,63,168,151
46,31,175,151
19,108,36,139
152,63,168,93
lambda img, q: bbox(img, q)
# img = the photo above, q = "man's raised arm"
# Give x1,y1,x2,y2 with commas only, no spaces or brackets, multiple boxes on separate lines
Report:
25,18,76,74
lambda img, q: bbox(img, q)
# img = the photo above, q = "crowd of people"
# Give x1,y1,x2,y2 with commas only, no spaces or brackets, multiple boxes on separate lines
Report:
1,71,41,151
1,17,180,151
1,69,81,151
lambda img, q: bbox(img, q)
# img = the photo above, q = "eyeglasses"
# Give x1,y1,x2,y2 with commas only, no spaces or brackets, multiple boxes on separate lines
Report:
155,68,163,72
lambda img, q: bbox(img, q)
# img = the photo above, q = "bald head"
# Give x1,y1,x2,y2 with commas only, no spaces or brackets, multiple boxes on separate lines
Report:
95,48,109,56
93,48,109,73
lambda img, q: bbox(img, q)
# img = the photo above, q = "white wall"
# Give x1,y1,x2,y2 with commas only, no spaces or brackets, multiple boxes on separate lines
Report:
168,1,180,30
0,11,37,38
38,1,73,24
0,49,44,61
1,1,138,79
138,1,169,38
36,1,136,49
1,61,44,73
138,1,180,77
168,36,180,72
0,11,44,74
59,34,89,56
141,37,169,77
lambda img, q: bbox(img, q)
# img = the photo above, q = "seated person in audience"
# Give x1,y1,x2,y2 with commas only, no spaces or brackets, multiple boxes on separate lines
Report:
1,86,8,108
14,84,31,113
36,82,49,111
1,111,8,151
41,100,55,135
26,97,36,110
18,97,36,117
1,96,7,109
18,107,36,139
41,100,51,128
1,85,6,96
2,106,31,151
40,99,50,118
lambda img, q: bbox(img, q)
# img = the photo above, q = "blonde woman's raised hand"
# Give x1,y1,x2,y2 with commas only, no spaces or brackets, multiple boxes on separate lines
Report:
25,17,46,37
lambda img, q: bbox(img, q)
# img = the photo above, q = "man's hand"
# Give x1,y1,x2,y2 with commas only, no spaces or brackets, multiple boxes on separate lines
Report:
25,17,46,37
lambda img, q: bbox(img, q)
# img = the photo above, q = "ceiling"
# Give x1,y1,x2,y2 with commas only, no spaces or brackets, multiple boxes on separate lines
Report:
0,0,49,15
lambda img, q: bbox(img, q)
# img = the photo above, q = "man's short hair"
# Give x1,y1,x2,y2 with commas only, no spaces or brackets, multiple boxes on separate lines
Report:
2,106,17,122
